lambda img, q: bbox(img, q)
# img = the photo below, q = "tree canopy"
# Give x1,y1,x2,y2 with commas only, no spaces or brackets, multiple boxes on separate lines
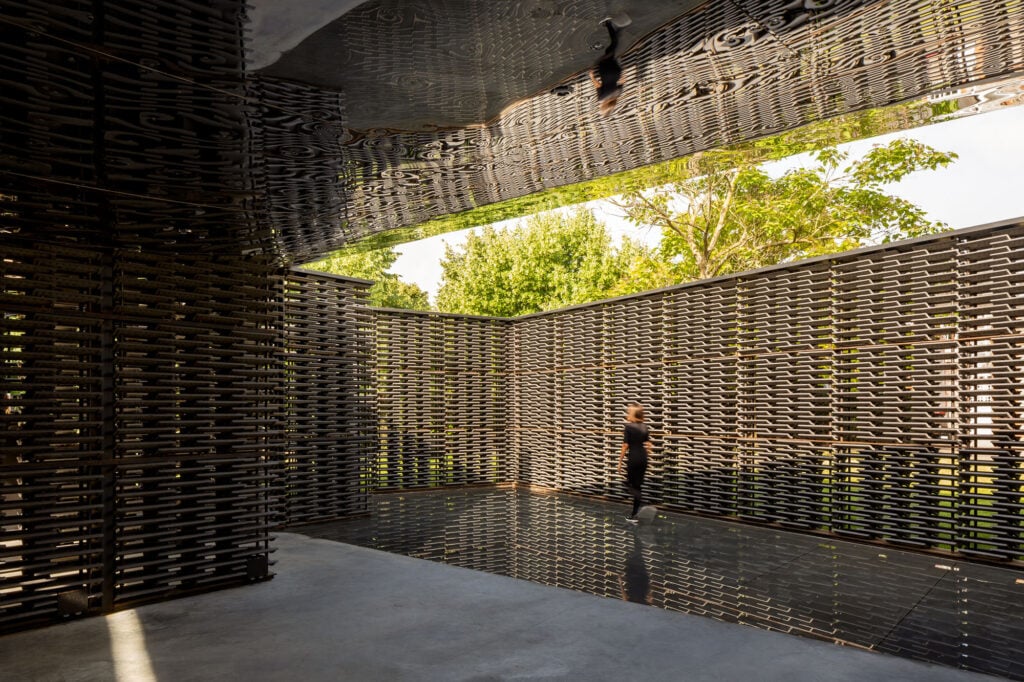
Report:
303,247,429,310
612,139,957,281
435,209,655,316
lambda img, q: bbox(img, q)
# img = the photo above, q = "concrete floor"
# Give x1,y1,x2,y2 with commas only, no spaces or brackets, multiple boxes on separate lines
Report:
0,532,1004,682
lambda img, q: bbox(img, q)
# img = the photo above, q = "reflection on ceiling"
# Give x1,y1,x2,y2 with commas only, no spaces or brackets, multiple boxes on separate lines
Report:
255,0,706,130
246,0,369,72
2,0,1023,264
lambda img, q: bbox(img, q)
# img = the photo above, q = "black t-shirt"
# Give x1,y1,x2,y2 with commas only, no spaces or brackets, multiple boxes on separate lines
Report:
623,422,650,461
596,55,622,100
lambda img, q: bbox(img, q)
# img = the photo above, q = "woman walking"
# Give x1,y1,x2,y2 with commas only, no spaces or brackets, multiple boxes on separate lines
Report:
617,402,652,523
590,18,624,115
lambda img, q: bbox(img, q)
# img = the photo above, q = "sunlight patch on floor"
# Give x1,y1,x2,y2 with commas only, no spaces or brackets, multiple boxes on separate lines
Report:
107,609,157,682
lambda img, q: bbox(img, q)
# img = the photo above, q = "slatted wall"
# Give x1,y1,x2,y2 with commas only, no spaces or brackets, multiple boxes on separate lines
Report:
510,316,557,489
499,220,1024,562
113,253,280,605
660,280,739,516
6,221,1017,633
1,246,281,632
374,310,508,490
366,222,1022,564
958,229,1024,560
831,239,960,547
1,244,108,633
278,271,374,524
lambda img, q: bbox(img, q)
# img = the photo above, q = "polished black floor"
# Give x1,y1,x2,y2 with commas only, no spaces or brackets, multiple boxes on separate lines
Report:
299,487,1024,680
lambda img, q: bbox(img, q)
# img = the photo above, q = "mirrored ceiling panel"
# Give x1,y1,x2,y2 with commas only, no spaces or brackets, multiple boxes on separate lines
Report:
2,1,1022,263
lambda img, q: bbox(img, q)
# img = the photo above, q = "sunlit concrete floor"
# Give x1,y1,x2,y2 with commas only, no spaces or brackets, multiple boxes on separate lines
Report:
0,532,1004,681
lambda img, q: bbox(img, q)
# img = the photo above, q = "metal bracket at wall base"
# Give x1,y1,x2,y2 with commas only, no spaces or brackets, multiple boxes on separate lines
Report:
57,589,90,616
246,554,271,581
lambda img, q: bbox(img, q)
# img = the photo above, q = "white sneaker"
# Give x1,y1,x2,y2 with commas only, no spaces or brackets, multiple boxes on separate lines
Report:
625,516,638,524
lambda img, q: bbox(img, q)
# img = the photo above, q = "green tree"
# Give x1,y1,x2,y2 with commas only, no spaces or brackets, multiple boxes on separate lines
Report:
614,139,957,281
604,237,676,298
435,209,654,316
304,247,430,310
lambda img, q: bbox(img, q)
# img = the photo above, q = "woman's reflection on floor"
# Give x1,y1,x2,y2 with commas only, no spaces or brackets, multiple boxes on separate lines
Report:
619,529,652,605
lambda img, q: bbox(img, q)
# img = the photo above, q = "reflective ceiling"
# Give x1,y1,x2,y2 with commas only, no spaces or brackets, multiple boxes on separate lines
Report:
253,0,707,130
2,0,1023,264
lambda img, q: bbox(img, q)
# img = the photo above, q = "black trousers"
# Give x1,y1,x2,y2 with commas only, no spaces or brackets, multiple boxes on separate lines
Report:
603,18,620,56
626,458,647,516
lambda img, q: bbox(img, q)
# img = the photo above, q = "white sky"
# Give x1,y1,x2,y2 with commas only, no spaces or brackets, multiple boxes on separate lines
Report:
392,105,1024,302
